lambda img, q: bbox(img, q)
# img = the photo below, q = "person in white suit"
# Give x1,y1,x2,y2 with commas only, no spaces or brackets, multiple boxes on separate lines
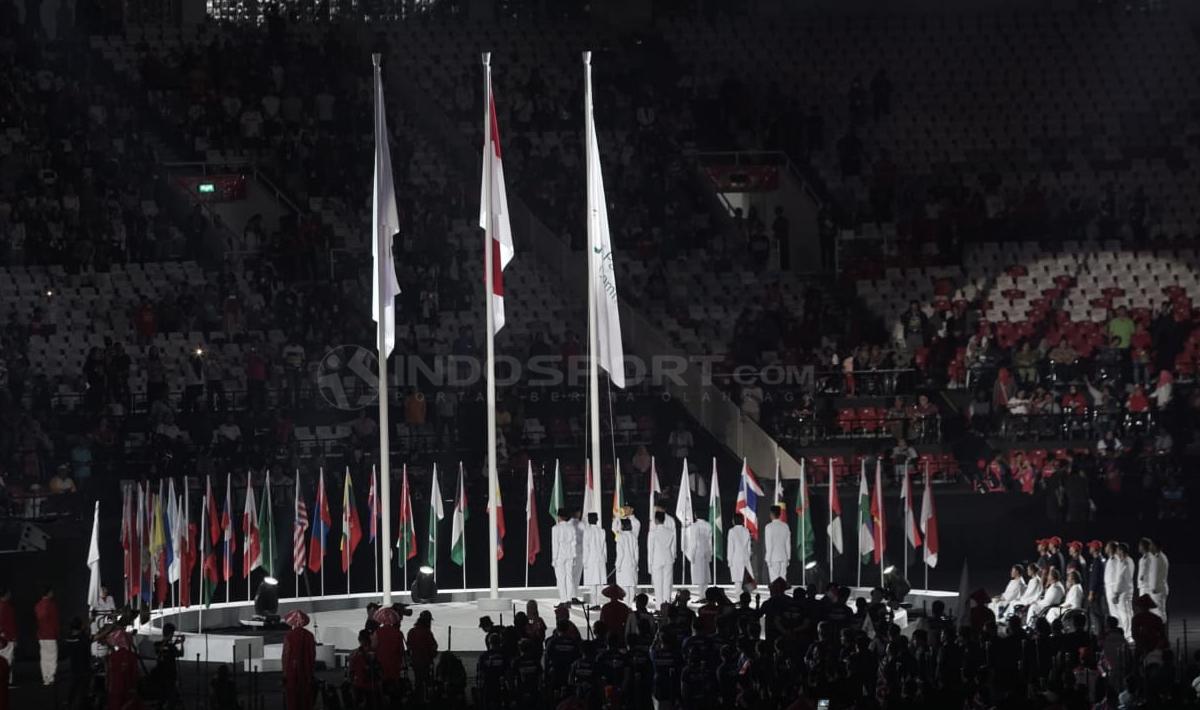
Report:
990,565,1027,619
551,509,579,603
1026,567,1066,622
683,501,713,596
1104,541,1135,640
1015,563,1044,615
763,505,791,583
582,513,607,607
1137,537,1168,621
614,515,639,603
647,510,676,605
1047,570,1085,624
726,513,753,589
572,510,585,590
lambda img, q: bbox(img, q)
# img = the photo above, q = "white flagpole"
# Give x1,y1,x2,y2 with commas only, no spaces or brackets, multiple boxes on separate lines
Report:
295,469,300,600
460,462,467,591
800,460,806,588
878,460,885,590
828,460,834,583
482,52,500,601
372,53,395,607
857,460,863,589
924,461,930,593
374,466,380,594
200,478,207,632
903,463,909,583
320,468,326,598
584,51,604,540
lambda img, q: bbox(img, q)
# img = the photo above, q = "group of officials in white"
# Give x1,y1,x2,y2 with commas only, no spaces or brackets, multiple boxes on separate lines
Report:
988,536,1169,641
550,501,795,607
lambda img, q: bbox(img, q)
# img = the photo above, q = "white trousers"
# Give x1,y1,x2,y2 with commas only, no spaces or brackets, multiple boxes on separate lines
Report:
651,565,673,606
39,639,57,684
554,562,578,602
767,560,788,584
1149,592,1167,622
0,641,13,682
690,558,711,596
728,556,753,587
1108,594,1133,640
587,585,602,605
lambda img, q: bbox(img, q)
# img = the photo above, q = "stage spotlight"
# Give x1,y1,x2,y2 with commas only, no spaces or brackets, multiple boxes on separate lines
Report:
883,564,897,575
805,560,819,570
254,577,280,621
412,566,438,603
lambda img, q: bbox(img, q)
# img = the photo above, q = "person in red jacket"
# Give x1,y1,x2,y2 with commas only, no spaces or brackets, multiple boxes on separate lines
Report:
105,630,141,710
347,630,378,707
598,585,630,641
35,585,59,685
371,607,406,699
406,611,438,700
0,588,15,685
281,610,316,710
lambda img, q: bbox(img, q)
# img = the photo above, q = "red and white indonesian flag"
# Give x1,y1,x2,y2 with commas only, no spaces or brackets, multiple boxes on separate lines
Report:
372,55,401,358
902,467,922,550
584,52,625,388
921,469,939,568
480,59,514,335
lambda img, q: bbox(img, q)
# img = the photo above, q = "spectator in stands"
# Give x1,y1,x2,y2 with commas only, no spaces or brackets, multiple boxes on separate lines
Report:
1013,341,1040,386
1107,307,1135,350
1149,370,1173,411
244,345,269,412
668,421,693,463
900,302,927,352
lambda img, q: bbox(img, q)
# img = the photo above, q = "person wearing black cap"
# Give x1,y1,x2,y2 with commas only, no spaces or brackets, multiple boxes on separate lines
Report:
1086,540,1107,633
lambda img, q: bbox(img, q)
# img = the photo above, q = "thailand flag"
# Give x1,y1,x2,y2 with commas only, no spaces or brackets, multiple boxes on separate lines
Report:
735,459,766,540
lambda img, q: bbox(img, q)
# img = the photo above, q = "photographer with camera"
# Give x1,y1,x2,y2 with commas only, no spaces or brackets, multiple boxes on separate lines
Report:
151,622,184,706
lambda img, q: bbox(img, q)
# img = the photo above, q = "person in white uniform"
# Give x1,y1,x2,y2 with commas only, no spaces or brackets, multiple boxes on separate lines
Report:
552,509,579,603
1137,537,1168,621
614,515,639,602
683,500,713,596
989,565,1027,619
763,505,790,584
1104,541,1135,640
726,513,754,590
647,510,676,606
582,513,608,607
1015,563,1044,616
572,510,585,591
1047,570,1085,624
1026,567,1065,623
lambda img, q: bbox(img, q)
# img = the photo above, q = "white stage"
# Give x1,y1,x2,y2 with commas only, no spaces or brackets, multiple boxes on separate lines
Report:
138,583,958,666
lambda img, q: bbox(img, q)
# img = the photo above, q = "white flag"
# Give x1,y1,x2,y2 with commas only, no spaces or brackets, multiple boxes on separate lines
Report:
86,501,101,609
584,52,625,388
479,58,514,334
371,55,401,357
675,458,694,527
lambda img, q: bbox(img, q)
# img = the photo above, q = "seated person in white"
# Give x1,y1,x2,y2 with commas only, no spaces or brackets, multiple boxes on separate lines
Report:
990,565,1027,619
1026,567,1065,623
1013,563,1044,616
1047,569,1085,624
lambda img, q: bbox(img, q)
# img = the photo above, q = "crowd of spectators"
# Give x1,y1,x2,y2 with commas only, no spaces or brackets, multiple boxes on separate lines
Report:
319,580,1195,709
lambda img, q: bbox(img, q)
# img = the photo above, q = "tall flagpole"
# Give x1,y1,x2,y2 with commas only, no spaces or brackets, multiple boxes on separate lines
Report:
482,52,500,600
460,462,467,591
373,466,380,594
373,53,395,606
828,460,834,583
903,463,909,583
924,461,930,593
800,460,807,588
584,51,603,534
856,460,863,589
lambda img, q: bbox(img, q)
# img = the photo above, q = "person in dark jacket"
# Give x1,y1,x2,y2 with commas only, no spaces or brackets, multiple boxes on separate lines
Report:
1086,540,1108,633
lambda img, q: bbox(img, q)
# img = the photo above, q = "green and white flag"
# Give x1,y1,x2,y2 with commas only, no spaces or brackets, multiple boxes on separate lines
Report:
547,459,563,521
450,462,468,567
426,464,444,569
709,458,724,561
858,463,874,562
794,459,815,562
